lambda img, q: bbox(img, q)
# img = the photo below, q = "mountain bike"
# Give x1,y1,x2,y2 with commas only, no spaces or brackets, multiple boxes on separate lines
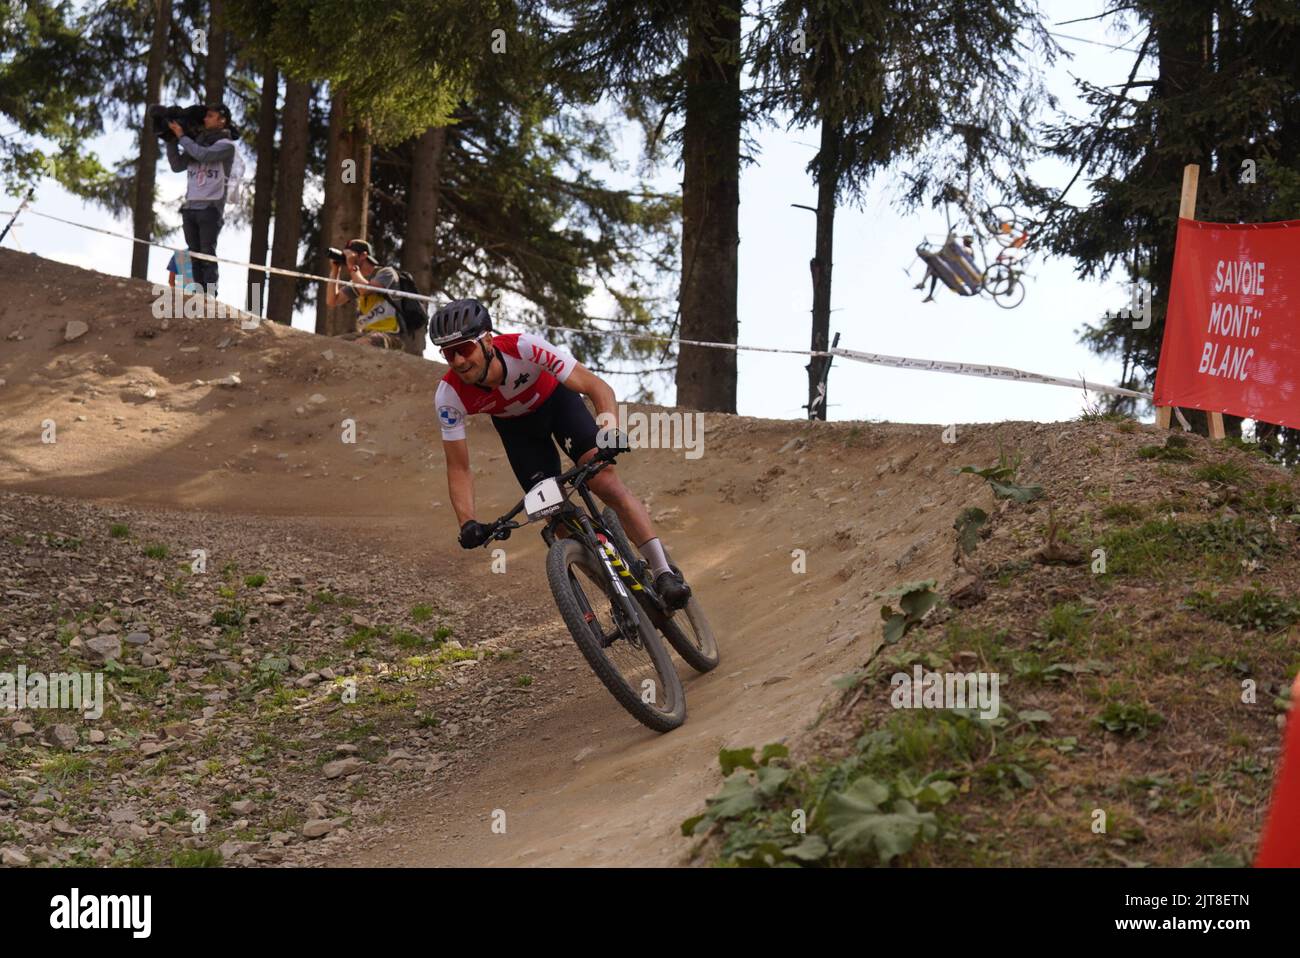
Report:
478,452,719,733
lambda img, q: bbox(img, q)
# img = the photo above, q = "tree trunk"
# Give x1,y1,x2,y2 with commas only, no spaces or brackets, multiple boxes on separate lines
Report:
130,0,172,281
315,91,372,336
315,91,346,335
203,0,227,105
807,115,840,420
403,126,446,295
401,125,447,354
675,0,741,413
267,78,310,326
246,60,278,314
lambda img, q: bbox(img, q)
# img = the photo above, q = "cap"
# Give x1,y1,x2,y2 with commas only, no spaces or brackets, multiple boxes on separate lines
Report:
344,239,378,265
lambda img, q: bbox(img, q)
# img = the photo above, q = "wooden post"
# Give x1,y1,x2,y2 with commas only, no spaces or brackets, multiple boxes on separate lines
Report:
1157,164,1226,439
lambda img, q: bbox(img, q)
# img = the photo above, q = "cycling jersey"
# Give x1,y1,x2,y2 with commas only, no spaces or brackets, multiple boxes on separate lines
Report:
435,332,579,441
491,386,601,489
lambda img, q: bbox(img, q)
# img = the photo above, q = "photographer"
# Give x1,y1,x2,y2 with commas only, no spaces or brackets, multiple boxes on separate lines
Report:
164,104,238,296
326,239,405,350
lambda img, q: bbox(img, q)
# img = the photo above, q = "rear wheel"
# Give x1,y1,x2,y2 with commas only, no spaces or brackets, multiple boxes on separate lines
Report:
981,263,1026,310
601,508,720,673
546,537,686,732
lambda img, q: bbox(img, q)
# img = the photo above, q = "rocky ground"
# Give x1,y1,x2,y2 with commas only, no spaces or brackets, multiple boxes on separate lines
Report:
0,490,585,867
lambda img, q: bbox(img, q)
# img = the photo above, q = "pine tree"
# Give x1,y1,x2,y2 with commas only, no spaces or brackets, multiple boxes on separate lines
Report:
750,0,1055,418
553,0,746,412
1031,0,1300,454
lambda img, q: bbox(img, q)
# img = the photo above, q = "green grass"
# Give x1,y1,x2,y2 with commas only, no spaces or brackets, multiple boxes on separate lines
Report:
1139,437,1194,462
109,523,130,539
1094,700,1165,738
411,604,434,622
172,848,223,868
1101,516,1281,576
1189,587,1300,633
41,755,93,786
142,543,169,560
1242,482,1299,515
243,573,267,588
1041,602,1094,645
391,630,425,650
211,607,246,628
516,674,533,687
1101,502,1145,523
1193,461,1251,486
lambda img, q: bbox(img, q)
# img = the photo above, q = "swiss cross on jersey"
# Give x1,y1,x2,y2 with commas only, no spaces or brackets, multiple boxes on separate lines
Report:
434,332,579,441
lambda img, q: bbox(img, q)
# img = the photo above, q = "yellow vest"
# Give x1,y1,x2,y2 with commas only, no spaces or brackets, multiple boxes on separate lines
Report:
353,270,400,333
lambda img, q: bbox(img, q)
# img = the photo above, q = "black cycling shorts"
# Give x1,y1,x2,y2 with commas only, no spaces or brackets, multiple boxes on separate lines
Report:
491,385,600,490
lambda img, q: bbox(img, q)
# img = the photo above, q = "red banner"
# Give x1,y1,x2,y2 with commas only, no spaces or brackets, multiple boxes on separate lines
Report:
1154,217,1300,427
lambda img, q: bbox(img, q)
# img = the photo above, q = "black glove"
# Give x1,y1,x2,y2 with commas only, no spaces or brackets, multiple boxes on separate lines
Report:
596,428,630,462
458,520,491,549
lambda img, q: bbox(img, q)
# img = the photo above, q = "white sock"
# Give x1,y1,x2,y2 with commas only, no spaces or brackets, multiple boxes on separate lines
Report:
638,537,672,577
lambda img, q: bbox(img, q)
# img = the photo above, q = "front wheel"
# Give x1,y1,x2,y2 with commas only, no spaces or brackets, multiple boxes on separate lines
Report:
601,508,720,673
546,537,686,732
981,263,1026,310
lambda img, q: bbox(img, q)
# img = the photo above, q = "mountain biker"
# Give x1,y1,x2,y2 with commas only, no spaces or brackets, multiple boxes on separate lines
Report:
432,298,693,610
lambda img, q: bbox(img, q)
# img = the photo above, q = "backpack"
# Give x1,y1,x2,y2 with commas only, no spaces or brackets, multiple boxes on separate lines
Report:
381,269,429,335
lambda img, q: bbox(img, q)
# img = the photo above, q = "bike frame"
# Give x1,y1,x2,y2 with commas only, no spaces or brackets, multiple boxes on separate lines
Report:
483,456,670,627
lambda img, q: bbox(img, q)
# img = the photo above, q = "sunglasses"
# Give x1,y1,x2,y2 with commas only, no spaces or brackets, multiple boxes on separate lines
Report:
440,337,484,362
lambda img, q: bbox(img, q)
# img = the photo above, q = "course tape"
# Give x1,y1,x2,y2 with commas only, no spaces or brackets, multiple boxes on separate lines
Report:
1,203,1153,401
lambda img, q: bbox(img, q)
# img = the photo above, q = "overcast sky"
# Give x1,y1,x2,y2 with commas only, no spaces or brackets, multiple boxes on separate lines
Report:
3,1,1155,425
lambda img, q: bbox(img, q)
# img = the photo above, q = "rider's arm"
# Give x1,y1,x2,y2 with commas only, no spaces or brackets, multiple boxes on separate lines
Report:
561,363,618,426
443,438,476,526
436,381,474,524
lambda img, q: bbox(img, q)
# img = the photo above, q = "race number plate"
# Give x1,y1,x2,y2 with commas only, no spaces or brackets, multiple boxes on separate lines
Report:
524,477,564,519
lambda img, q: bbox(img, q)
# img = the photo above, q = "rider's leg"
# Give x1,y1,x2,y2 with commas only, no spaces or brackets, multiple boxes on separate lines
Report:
548,388,692,607
492,402,562,489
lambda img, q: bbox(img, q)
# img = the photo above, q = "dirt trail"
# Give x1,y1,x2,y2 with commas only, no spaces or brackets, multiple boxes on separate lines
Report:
0,249,1021,866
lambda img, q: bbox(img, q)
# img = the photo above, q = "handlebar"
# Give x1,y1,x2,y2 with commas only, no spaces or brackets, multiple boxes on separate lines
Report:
476,449,623,546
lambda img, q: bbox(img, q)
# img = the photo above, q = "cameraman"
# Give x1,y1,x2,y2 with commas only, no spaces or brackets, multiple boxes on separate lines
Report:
165,104,237,297
326,239,404,350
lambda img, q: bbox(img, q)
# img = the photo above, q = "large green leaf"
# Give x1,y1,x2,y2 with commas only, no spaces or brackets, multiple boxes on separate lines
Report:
756,764,790,798
759,743,790,765
784,835,829,862
959,464,1015,482
954,507,988,555
988,479,1044,503
680,814,707,837
718,747,757,776
825,775,890,819
825,795,938,865
706,772,761,819
882,612,907,645
899,587,941,619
